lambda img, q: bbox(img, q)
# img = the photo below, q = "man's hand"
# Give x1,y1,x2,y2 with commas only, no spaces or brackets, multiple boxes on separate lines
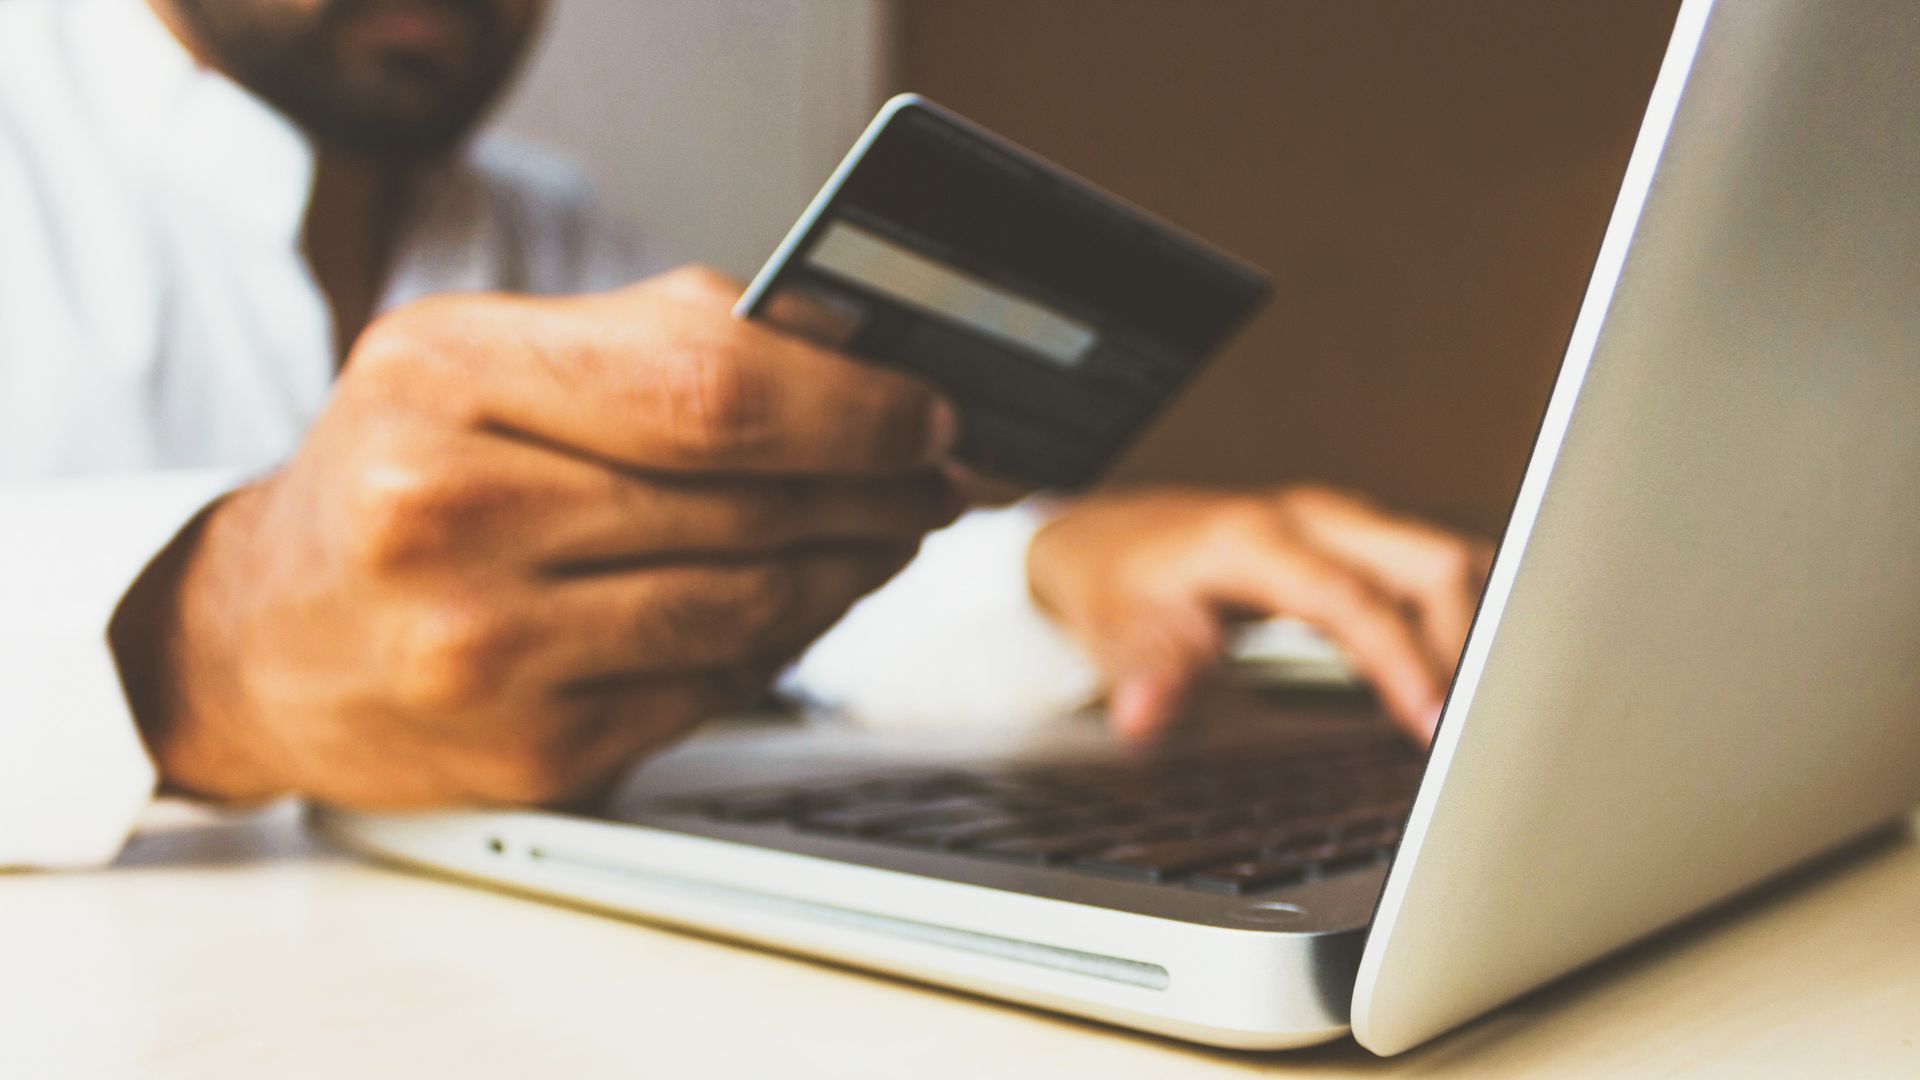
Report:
1027,486,1492,744
114,267,961,808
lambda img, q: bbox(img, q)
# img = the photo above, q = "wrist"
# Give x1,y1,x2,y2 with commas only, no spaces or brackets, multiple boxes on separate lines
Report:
110,490,285,803
1020,496,1076,623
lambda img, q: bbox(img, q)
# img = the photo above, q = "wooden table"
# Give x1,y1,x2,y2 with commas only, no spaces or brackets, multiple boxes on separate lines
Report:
4,802,1917,1078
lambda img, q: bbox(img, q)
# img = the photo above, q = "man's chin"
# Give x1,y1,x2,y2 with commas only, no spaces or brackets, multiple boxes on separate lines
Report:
277,83,489,160
300,116,472,161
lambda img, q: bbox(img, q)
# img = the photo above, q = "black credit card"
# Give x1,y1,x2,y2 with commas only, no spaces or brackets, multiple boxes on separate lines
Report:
735,94,1271,490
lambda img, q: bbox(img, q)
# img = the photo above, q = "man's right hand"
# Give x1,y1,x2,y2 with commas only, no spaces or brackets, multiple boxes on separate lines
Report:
113,268,961,808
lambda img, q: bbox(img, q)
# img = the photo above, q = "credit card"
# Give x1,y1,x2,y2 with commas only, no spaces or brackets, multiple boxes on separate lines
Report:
735,94,1271,490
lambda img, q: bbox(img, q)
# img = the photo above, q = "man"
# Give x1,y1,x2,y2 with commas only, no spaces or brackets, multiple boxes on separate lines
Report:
0,0,1489,869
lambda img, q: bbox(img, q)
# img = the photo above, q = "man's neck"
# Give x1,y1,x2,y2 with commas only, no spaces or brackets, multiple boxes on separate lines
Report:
145,0,406,366
306,153,407,366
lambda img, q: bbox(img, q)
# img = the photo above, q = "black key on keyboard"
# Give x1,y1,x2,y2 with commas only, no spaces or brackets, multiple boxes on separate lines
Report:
1073,834,1269,883
1256,805,1407,849
794,795,1002,837
971,830,1129,866
877,814,1044,850
701,791,805,823
794,803,934,836
971,820,1190,866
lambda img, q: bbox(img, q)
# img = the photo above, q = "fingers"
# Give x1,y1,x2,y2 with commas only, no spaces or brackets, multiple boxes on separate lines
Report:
355,427,959,573
1206,524,1447,740
1275,487,1492,674
1028,485,1487,746
1109,675,1186,744
350,267,958,477
1097,602,1224,743
544,470,958,573
531,545,918,684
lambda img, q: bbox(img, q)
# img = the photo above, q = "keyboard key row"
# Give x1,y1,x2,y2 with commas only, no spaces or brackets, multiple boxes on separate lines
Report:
649,739,1421,895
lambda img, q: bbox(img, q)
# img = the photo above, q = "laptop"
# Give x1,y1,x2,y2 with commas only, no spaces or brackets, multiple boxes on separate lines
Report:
315,0,1920,1055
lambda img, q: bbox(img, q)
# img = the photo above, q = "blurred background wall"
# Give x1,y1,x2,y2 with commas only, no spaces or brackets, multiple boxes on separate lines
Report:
497,1,1682,535
493,0,891,276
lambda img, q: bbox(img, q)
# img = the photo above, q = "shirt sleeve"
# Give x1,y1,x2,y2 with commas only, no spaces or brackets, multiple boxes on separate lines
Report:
782,500,1104,730
0,470,240,869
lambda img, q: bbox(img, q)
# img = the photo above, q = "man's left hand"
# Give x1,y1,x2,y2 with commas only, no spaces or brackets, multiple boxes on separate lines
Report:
1027,486,1492,745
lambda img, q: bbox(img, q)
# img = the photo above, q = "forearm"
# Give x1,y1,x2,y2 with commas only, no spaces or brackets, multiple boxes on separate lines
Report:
109,488,286,805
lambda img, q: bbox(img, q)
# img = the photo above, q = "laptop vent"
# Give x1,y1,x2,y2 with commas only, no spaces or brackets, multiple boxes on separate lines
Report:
525,844,1172,992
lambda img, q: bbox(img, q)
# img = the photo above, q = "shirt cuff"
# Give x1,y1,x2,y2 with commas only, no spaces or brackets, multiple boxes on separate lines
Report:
0,470,242,869
782,499,1103,730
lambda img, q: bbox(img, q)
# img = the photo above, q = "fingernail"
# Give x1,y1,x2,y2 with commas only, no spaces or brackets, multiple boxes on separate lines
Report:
1423,702,1445,738
925,399,960,459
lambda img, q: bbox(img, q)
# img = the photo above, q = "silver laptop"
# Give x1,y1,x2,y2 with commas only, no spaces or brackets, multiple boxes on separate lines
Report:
316,0,1920,1055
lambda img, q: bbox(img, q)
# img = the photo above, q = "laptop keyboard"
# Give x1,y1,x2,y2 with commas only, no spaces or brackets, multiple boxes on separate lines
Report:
647,729,1423,896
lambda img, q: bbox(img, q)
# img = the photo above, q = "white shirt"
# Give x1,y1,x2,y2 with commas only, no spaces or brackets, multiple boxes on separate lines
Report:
0,0,1098,870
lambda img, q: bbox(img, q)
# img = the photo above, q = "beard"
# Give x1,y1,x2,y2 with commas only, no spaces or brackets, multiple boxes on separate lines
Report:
169,0,535,160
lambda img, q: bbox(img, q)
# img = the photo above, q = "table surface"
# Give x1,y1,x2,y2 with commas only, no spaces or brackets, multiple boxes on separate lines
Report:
5,802,1918,1079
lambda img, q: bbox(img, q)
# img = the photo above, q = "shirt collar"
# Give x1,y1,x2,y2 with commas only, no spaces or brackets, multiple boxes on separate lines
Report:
64,0,514,312
66,0,320,248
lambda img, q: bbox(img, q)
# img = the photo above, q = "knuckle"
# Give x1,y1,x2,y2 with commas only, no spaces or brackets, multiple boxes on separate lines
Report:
1206,498,1281,550
343,463,435,573
391,602,518,713
343,457,467,573
346,300,462,384
342,310,420,379
660,350,774,461
1276,484,1340,516
338,299,505,427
